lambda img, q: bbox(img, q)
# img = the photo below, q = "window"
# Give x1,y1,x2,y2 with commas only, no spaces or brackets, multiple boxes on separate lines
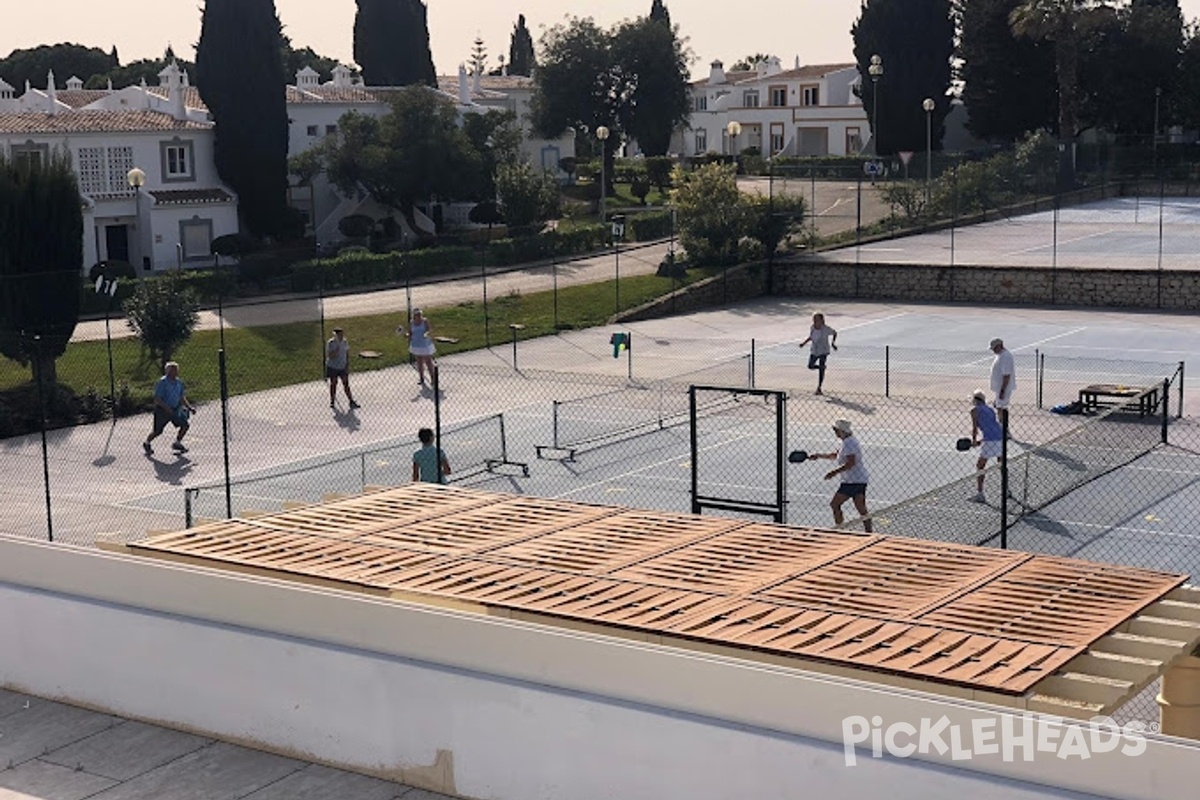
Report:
306,125,318,136
769,123,785,158
11,143,48,171
179,218,213,260
802,86,820,107
742,90,759,108
768,86,787,107
160,139,195,183
846,127,863,154
325,124,337,135
694,129,707,154
694,95,707,112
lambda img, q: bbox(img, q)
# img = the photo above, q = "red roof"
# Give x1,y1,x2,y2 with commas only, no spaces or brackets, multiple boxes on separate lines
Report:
0,110,210,134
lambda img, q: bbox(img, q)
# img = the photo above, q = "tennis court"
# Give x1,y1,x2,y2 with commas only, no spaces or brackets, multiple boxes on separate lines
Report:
815,195,1200,269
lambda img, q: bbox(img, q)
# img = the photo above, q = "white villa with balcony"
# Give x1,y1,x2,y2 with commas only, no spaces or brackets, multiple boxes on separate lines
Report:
677,57,870,158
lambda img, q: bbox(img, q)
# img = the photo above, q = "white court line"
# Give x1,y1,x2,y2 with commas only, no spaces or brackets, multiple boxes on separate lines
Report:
1014,327,1088,351
1001,229,1111,257
773,310,911,350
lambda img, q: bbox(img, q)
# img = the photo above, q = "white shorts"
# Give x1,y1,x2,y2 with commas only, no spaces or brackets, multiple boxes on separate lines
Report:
978,440,1002,459
993,396,1010,410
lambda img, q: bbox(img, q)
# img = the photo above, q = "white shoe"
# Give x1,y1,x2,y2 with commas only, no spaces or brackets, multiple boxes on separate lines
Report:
969,492,986,503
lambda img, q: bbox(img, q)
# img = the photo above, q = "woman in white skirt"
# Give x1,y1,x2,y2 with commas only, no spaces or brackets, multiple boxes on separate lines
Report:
402,308,437,385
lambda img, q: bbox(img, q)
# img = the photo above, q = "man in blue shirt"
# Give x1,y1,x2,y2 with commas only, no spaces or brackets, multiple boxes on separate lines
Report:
969,389,1003,502
144,361,195,455
412,427,451,483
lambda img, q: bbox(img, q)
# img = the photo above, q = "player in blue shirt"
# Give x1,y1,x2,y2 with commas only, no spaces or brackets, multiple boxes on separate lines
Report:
144,361,195,455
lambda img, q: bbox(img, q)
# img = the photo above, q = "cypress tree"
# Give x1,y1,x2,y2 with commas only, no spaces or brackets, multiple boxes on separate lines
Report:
0,149,83,388
354,0,436,86
508,14,536,77
852,0,955,155
649,0,671,26
196,0,290,238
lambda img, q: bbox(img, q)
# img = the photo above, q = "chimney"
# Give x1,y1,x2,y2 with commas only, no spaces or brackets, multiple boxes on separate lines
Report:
458,64,469,104
46,70,58,115
708,60,726,86
296,66,320,90
767,56,782,76
755,60,767,80
331,64,352,88
66,75,83,90
795,56,801,69
160,61,187,120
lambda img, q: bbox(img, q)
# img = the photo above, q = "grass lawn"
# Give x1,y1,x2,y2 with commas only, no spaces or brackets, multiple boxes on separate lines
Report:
0,268,715,407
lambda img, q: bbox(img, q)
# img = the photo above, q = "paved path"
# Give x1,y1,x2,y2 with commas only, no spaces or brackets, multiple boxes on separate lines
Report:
71,241,677,343
0,687,453,800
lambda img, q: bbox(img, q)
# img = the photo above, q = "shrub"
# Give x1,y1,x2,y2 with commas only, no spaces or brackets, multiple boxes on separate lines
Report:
122,273,200,366
630,175,651,205
645,156,674,193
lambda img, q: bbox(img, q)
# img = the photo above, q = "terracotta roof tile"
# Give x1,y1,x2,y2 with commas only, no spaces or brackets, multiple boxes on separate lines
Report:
144,86,208,111
55,89,113,109
0,110,210,134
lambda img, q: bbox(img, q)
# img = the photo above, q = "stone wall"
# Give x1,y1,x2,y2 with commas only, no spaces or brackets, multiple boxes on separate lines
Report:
774,261,1200,309
617,258,1200,322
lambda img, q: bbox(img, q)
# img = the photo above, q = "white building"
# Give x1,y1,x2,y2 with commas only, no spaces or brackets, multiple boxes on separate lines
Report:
0,61,576,271
0,65,237,275
678,57,869,158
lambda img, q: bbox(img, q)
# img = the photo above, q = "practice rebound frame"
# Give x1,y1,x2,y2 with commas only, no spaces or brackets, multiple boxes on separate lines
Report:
688,385,787,523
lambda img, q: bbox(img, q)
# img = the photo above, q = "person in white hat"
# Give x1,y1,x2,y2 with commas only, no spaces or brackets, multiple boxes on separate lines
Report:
812,418,872,532
968,389,1003,502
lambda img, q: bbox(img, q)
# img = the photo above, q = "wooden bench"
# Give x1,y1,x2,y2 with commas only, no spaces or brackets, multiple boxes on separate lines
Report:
1078,384,1159,417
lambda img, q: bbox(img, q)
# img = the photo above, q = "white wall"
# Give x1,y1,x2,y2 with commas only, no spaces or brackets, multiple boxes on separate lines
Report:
0,537,1194,800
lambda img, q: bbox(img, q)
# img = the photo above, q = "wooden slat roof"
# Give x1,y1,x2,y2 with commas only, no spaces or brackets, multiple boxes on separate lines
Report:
119,484,1200,712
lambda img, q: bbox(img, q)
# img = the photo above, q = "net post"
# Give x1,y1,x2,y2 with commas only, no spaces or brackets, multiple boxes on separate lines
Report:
1179,361,1185,420
627,331,633,381
885,345,890,398
360,454,367,492
1000,408,1009,550
552,400,560,449
1163,378,1170,445
185,488,194,529
498,413,509,462
689,386,699,515
219,348,232,520
1038,352,1046,409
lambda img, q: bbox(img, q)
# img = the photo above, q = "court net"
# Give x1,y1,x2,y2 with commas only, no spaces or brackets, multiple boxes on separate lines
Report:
855,386,1167,546
184,413,525,525
535,358,752,460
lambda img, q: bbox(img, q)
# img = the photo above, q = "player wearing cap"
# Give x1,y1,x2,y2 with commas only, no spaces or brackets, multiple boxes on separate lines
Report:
325,327,360,409
969,389,1003,502
812,418,872,532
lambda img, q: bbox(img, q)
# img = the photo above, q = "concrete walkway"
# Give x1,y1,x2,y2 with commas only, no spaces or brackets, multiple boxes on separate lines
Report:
0,688,452,800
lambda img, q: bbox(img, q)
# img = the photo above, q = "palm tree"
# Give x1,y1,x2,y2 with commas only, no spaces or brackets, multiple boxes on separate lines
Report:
1009,0,1117,187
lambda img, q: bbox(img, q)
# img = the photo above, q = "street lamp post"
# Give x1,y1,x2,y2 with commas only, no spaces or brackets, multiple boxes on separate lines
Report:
868,55,883,156
596,125,610,222
126,167,146,272
726,120,741,162
923,98,935,204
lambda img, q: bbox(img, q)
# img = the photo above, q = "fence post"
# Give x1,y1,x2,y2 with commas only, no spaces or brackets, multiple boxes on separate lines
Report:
885,345,890,398
480,247,491,348
1000,409,1009,550
184,488,194,529
34,335,53,542
552,400,560,449
748,338,758,388
219,349,232,520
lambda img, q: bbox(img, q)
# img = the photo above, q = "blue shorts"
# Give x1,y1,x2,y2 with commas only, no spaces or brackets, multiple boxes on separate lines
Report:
836,482,867,498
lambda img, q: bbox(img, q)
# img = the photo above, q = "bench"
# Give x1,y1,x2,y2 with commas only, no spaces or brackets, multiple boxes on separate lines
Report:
1078,384,1159,417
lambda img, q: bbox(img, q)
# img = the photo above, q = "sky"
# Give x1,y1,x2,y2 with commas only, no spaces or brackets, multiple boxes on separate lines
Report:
6,1,1200,83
